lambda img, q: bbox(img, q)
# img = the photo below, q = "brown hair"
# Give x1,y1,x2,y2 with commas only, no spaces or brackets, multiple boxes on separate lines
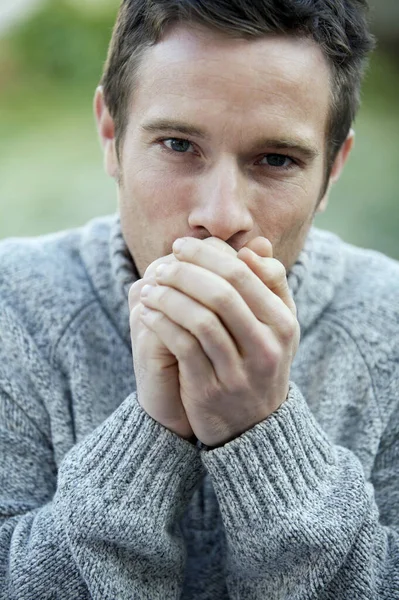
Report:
101,0,375,176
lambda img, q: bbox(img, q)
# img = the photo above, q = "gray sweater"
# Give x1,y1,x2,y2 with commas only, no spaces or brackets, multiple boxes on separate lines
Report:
0,214,398,599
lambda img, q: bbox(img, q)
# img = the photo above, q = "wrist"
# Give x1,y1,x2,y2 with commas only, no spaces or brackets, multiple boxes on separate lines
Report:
196,439,225,451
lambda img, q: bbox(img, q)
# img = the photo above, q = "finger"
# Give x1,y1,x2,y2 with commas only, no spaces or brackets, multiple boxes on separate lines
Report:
129,253,179,310
144,252,178,278
141,284,240,380
239,238,294,314
168,238,295,340
202,236,238,257
243,236,273,259
140,306,215,386
153,261,293,359
129,278,155,310
237,248,297,316
238,237,293,312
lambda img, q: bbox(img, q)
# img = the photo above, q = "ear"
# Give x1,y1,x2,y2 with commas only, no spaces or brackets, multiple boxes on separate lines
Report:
316,129,355,214
94,86,119,179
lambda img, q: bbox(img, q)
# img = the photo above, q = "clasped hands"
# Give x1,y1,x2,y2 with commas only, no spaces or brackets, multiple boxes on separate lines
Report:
129,236,299,448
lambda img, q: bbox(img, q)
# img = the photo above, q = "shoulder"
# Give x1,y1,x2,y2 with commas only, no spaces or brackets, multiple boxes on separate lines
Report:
0,216,115,357
295,228,398,338
316,230,399,408
325,231,399,323
307,228,399,313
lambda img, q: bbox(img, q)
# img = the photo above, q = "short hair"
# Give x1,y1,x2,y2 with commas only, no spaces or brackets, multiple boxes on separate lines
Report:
101,0,375,176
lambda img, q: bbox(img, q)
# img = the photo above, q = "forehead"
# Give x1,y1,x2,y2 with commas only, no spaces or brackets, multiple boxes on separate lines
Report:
130,25,331,145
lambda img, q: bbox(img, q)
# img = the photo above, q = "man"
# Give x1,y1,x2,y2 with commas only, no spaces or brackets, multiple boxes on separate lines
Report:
0,0,398,598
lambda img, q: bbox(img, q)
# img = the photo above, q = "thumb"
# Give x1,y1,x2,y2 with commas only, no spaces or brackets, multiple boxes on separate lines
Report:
243,236,273,258
238,238,296,316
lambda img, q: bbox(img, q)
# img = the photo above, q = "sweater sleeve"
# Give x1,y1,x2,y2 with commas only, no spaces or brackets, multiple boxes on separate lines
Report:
201,383,399,599
0,305,204,600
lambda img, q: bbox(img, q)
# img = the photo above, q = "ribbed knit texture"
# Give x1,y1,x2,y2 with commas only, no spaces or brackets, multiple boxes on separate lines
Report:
0,214,398,599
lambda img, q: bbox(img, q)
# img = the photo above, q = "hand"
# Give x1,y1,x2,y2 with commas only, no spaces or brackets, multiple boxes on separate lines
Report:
129,254,194,440
139,236,300,447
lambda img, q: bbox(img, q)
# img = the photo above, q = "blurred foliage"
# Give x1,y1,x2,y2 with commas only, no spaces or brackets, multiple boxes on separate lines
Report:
0,0,398,261
315,50,399,260
369,0,399,50
4,1,116,85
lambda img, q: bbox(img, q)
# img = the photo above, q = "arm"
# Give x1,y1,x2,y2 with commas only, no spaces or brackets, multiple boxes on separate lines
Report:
0,303,204,600
201,382,399,599
138,235,399,599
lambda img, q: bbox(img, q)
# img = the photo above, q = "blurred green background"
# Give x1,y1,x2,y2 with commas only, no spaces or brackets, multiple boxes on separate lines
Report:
0,0,398,259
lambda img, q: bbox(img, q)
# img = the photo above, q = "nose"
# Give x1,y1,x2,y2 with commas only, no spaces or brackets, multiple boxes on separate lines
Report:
188,158,254,244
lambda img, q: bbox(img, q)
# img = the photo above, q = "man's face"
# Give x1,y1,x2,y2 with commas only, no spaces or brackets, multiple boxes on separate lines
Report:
100,25,341,276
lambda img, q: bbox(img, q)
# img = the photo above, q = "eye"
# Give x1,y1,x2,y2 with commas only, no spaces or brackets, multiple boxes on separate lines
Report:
163,138,194,153
258,154,294,168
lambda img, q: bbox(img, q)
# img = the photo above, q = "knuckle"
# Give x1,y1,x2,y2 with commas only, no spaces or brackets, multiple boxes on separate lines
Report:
260,259,286,288
156,284,172,306
195,313,219,338
278,314,298,344
149,309,164,325
191,243,202,261
225,260,248,288
226,373,248,396
175,333,198,357
211,286,234,311
166,261,181,277
268,258,287,282
257,339,283,374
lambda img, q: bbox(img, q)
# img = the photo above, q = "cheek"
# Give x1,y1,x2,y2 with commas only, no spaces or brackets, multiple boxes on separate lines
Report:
253,181,321,267
124,161,194,222
253,184,311,232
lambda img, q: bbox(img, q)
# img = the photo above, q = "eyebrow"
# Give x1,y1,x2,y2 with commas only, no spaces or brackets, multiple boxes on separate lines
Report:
141,119,207,139
141,119,319,161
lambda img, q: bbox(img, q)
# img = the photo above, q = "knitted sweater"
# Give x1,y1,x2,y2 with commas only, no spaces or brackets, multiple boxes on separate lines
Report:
0,214,398,599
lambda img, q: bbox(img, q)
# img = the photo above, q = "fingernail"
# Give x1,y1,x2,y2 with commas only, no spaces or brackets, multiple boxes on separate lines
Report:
156,264,167,278
141,284,153,297
173,238,186,253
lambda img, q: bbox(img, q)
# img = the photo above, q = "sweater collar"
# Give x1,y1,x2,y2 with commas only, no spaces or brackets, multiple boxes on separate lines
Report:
82,214,345,347
287,226,345,335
